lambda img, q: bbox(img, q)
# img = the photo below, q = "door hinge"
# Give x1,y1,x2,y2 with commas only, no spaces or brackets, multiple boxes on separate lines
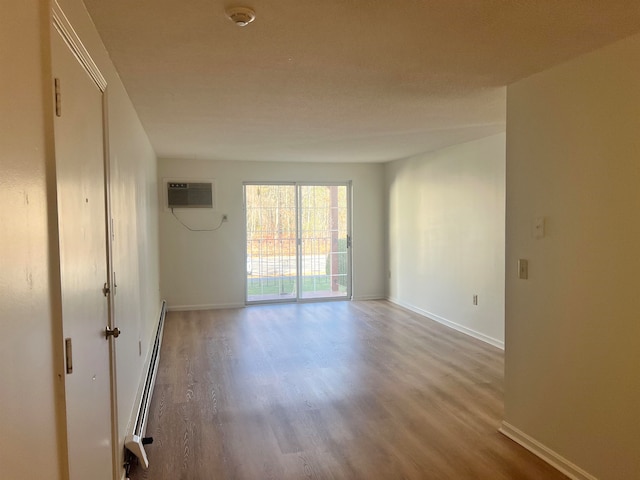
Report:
65,337,73,374
347,235,352,248
54,78,62,117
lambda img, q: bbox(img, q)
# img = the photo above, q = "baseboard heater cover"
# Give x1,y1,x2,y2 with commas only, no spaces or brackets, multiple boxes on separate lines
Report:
125,300,167,469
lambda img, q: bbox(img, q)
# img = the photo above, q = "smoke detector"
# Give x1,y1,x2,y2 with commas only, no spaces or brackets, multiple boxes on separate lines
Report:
226,7,256,26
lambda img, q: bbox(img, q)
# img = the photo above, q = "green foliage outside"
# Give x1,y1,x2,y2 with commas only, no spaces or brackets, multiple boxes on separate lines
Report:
247,275,343,296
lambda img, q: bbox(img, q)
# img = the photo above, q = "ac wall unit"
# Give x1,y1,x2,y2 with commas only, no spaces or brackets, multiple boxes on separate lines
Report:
167,182,214,208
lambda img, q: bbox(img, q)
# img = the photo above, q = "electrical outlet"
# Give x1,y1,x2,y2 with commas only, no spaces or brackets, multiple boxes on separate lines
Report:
473,294,478,306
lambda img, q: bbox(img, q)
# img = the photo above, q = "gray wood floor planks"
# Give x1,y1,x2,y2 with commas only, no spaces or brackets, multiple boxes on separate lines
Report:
131,300,566,480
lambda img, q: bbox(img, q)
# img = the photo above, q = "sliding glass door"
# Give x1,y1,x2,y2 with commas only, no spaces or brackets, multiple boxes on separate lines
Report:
245,183,351,303
245,184,297,302
298,185,349,299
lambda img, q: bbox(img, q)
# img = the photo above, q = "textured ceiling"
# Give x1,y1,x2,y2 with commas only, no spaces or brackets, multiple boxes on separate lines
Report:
83,0,640,163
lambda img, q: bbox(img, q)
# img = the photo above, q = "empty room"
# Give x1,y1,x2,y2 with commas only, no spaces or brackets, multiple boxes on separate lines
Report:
1,1,639,480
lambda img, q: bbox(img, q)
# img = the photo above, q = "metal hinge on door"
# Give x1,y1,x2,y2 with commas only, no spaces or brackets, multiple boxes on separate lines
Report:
54,78,62,117
65,338,73,374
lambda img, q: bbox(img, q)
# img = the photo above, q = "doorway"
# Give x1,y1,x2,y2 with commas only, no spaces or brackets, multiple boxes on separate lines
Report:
244,183,351,303
51,11,116,480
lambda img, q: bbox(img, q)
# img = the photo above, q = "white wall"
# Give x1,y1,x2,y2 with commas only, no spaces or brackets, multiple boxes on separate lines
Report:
385,134,506,347
0,1,161,477
504,33,640,479
0,1,64,478
107,72,161,471
159,159,385,308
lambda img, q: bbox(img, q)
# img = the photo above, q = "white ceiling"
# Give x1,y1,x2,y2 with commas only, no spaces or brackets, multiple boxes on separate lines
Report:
83,0,640,163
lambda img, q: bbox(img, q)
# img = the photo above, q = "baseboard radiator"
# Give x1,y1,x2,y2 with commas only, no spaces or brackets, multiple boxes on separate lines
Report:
125,300,167,470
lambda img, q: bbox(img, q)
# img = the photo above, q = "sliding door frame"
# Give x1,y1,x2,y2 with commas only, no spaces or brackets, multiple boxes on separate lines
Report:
243,182,297,305
243,181,352,305
296,182,352,303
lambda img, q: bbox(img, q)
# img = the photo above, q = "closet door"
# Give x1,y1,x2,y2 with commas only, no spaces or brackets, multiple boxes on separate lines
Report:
52,28,114,480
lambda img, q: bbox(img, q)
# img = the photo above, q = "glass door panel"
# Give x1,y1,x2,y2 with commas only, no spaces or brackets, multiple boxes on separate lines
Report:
245,183,350,303
245,184,297,303
299,185,349,300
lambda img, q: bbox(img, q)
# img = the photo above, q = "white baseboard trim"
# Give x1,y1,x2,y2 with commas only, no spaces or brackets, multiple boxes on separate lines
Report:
167,302,245,312
387,297,504,350
352,294,385,301
499,422,598,480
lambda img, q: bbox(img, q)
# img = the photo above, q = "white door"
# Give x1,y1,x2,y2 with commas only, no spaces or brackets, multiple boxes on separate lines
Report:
52,32,114,480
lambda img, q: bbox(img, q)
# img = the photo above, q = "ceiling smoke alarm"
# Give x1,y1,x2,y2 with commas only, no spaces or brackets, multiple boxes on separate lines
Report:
226,7,256,26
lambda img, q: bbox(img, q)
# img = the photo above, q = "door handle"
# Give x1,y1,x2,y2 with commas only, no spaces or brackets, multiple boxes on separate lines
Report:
105,326,121,339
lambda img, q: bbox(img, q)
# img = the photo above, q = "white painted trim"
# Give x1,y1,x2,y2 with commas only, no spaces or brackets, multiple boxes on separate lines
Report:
352,294,386,301
387,297,504,350
167,302,245,312
51,0,107,91
499,422,598,480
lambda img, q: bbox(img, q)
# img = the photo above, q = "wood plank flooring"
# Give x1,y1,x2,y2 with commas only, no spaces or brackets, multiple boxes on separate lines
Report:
130,300,566,480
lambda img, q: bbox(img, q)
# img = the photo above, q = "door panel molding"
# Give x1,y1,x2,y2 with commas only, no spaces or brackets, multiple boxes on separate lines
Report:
52,0,106,92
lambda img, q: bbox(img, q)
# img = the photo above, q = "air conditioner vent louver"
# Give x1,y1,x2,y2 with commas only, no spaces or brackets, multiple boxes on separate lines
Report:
167,182,213,208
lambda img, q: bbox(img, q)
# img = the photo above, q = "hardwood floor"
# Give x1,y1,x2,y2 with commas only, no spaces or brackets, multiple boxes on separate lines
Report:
130,301,566,480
